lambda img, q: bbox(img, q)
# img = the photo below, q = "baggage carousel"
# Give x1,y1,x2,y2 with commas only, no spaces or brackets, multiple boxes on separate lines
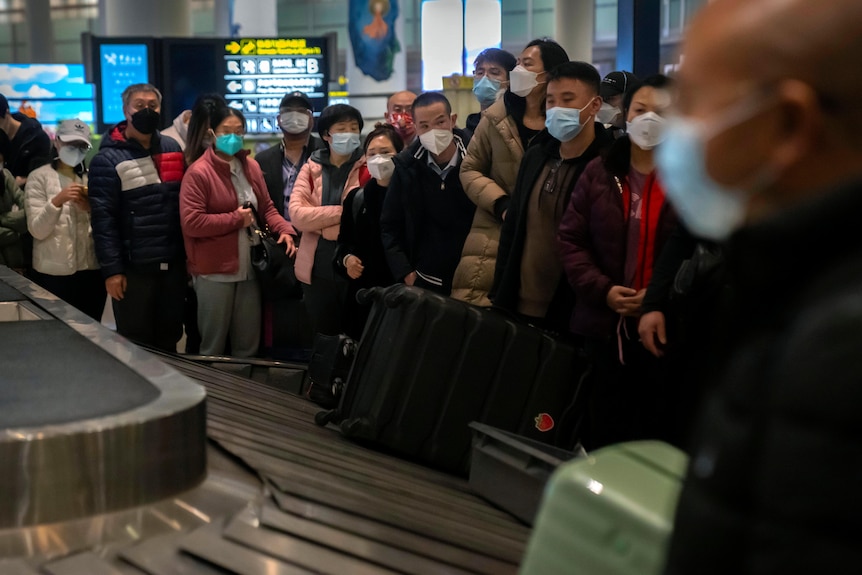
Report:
0,267,530,574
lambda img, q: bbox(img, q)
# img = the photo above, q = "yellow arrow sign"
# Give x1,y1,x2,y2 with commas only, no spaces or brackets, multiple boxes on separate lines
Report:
241,39,257,55
225,41,240,54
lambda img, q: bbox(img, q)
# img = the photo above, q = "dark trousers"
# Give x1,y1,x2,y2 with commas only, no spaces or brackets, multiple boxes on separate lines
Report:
583,330,672,451
112,262,187,352
29,268,106,321
302,274,347,336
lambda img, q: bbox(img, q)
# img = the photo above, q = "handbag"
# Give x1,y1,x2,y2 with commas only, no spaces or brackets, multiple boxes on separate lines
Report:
245,202,300,299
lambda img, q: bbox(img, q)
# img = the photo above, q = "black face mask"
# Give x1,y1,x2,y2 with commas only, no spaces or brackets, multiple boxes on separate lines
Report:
130,108,161,135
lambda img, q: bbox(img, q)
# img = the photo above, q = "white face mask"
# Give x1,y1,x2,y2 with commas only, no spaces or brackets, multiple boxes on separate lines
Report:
509,65,542,97
626,111,667,150
366,153,395,181
418,129,454,155
597,101,621,125
330,132,361,155
279,111,309,135
58,145,88,167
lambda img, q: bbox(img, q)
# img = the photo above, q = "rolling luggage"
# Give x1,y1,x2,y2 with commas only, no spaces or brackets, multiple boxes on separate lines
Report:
520,441,687,575
306,334,357,408
317,285,585,474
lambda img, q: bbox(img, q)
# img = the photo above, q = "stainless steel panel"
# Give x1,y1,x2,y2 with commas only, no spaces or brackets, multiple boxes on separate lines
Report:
0,270,207,530
225,509,400,575
0,300,50,321
179,521,314,575
0,445,259,560
120,530,229,575
42,551,126,575
0,559,41,574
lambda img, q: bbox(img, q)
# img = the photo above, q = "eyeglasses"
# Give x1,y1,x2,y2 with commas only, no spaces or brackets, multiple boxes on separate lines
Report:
130,101,159,112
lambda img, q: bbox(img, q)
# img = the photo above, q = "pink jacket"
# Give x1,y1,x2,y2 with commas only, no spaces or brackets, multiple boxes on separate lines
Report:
288,152,365,284
180,147,295,276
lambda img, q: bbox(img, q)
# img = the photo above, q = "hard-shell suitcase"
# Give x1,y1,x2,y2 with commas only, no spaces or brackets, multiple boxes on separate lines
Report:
306,333,357,408
520,441,687,575
321,285,584,474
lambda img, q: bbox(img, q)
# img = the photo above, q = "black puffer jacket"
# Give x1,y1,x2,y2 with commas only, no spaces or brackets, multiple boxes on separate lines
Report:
665,177,862,574
89,123,185,278
380,129,475,294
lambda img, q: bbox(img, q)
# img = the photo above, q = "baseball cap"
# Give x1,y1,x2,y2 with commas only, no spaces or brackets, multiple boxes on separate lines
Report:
279,91,313,111
600,71,639,99
56,119,92,147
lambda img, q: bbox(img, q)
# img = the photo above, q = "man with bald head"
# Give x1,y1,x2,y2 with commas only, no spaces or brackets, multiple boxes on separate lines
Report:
657,0,862,571
384,90,417,144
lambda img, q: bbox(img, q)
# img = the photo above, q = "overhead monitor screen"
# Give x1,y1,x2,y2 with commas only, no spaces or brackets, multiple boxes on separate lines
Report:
98,43,149,127
0,64,94,128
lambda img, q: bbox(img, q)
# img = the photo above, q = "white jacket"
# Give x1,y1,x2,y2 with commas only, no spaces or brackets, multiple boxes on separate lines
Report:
25,163,100,276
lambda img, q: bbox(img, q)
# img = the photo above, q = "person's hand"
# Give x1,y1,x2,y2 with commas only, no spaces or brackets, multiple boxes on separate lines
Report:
404,271,417,286
345,255,364,279
638,310,668,357
237,206,253,227
606,285,645,316
277,233,297,257
105,274,127,301
52,183,86,208
15,176,27,188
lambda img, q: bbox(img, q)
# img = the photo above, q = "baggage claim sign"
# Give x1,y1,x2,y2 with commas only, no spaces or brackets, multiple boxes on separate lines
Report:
223,37,329,133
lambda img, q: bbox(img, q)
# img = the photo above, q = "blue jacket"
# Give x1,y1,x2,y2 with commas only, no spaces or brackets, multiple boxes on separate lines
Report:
89,123,186,278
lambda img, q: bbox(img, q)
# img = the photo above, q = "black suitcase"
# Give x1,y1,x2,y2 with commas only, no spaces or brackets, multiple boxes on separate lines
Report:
306,333,357,408
318,285,585,474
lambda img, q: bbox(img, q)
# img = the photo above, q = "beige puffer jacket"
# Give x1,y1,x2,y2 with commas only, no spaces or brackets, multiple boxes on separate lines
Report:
451,99,525,307
25,163,100,276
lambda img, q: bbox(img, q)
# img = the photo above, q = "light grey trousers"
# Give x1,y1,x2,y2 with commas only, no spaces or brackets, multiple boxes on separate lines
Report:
194,276,261,357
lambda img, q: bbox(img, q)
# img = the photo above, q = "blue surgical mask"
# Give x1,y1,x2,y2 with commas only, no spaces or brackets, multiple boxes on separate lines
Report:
473,76,502,107
545,100,595,142
215,133,243,156
656,97,774,241
330,132,361,155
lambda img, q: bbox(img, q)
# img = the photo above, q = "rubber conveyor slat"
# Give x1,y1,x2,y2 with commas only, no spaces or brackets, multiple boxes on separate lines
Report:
149,349,531,573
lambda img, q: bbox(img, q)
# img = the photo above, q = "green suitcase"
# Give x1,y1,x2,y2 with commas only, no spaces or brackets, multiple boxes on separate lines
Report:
520,441,687,575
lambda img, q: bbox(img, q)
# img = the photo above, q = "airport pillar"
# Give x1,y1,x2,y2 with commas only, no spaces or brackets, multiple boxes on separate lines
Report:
26,0,54,63
616,0,660,77
214,0,232,37
97,0,192,36
554,0,594,64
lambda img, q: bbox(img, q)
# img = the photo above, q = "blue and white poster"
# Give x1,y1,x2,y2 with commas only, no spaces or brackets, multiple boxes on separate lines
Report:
348,0,401,82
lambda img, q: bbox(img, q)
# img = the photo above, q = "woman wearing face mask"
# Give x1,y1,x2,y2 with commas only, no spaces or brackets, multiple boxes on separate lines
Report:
334,124,404,339
180,106,297,357
451,39,568,307
557,75,678,450
289,104,366,337
24,119,106,320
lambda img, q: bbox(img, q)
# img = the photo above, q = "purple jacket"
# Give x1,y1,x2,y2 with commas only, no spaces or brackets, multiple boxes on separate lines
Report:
557,156,677,337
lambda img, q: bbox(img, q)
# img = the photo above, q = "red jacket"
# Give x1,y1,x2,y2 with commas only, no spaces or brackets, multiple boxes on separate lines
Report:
180,147,295,276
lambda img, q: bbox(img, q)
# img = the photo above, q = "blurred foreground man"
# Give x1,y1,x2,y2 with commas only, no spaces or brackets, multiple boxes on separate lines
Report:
658,0,862,572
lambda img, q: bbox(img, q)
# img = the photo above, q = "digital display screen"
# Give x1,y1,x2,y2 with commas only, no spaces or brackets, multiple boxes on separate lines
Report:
0,64,94,127
98,43,149,127
222,37,329,133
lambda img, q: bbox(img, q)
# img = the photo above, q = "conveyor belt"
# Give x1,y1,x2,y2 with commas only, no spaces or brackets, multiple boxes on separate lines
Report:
1,262,531,574
153,350,530,574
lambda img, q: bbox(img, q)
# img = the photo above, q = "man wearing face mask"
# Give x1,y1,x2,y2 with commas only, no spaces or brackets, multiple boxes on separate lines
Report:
89,83,187,352
256,91,323,221
557,74,678,449
290,104,366,336
380,91,475,295
491,61,611,332
598,70,640,139
655,0,862,572
464,48,517,137
383,90,417,145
